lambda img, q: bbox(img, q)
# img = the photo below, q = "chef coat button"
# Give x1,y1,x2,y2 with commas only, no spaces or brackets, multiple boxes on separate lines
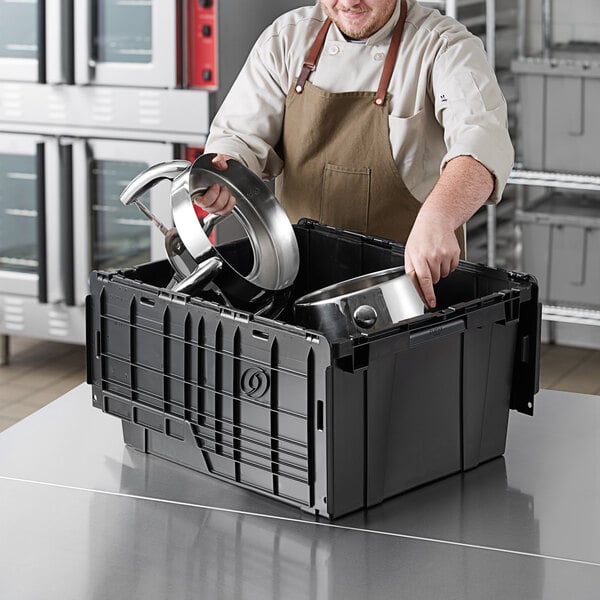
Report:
328,45,340,55
374,52,385,61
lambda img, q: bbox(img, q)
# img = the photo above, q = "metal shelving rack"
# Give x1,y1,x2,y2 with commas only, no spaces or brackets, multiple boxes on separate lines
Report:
508,169,600,328
421,0,498,267
510,0,600,330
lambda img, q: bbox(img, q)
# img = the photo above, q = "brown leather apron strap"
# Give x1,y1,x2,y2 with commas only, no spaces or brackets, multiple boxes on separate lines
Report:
295,18,332,94
374,0,408,106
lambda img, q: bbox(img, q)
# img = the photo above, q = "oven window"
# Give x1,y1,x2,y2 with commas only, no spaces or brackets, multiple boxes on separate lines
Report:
93,0,153,64
0,0,39,60
0,153,38,274
92,159,152,271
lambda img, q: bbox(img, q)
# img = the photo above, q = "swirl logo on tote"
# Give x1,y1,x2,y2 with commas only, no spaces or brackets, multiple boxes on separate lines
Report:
241,367,270,399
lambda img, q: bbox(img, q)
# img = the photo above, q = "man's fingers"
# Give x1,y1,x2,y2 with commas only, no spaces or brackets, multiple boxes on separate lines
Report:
428,260,441,286
417,270,436,309
410,253,437,309
194,184,220,209
440,257,453,279
212,154,230,171
194,184,236,215
445,253,460,278
439,250,461,280
221,194,236,215
405,255,436,309
450,254,460,272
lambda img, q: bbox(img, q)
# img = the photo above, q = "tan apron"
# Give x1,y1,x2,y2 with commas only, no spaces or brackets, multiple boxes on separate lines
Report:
275,0,464,253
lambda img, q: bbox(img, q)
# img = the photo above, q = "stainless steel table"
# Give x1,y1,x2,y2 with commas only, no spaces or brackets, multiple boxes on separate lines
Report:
1,384,599,599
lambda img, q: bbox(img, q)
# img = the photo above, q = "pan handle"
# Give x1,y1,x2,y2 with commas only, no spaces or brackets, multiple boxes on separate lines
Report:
120,160,190,206
120,160,191,237
199,212,227,237
169,257,223,294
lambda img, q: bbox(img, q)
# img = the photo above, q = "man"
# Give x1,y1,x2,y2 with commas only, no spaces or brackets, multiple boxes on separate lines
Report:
198,0,513,308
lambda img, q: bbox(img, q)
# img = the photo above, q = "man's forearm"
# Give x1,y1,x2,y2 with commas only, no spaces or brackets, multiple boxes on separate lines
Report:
417,155,495,229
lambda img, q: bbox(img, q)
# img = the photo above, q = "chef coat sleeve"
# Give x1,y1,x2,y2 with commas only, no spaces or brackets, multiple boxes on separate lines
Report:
431,34,514,204
204,33,288,180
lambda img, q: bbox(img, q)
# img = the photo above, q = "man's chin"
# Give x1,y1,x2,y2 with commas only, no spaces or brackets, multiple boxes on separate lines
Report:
335,21,372,40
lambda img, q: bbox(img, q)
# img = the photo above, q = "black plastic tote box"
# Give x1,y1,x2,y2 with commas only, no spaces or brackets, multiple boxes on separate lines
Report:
86,220,541,519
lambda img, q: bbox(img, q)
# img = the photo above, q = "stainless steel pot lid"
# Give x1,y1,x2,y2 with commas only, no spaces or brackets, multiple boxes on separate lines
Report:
294,266,425,338
171,153,299,291
120,154,300,308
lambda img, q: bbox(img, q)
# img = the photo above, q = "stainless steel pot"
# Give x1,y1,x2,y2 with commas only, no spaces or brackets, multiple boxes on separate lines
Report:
294,266,424,339
119,153,299,312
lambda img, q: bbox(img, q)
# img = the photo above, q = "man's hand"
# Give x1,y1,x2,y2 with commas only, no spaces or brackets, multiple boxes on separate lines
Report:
193,153,236,216
404,155,495,309
404,213,460,309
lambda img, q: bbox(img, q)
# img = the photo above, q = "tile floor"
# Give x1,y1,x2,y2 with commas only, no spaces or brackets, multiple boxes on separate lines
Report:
1,336,600,434
0,336,87,433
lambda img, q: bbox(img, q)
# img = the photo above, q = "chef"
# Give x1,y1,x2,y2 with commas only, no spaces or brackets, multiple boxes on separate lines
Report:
199,0,514,308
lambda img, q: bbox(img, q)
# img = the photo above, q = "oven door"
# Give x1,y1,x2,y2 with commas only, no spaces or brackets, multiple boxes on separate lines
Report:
0,0,42,81
0,133,67,304
74,0,178,88
0,0,72,84
71,138,175,305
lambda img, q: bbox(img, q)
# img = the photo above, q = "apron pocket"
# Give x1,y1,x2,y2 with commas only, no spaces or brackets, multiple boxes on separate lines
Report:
321,163,371,233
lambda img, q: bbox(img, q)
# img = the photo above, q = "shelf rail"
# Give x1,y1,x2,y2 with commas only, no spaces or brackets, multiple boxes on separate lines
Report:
508,169,600,192
542,305,600,328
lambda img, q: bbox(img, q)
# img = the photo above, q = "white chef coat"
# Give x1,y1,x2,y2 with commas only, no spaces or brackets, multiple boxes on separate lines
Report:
205,0,514,204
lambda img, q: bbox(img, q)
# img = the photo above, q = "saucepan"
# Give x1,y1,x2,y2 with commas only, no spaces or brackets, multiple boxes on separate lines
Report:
119,153,299,313
294,266,425,339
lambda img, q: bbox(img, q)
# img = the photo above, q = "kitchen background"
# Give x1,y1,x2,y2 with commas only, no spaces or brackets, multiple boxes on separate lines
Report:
2,0,600,431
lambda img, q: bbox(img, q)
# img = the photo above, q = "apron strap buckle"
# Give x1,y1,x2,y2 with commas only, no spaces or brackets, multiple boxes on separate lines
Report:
295,62,315,94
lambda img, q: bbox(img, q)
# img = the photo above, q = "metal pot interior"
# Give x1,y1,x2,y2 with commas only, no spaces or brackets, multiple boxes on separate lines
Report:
295,266,409,305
